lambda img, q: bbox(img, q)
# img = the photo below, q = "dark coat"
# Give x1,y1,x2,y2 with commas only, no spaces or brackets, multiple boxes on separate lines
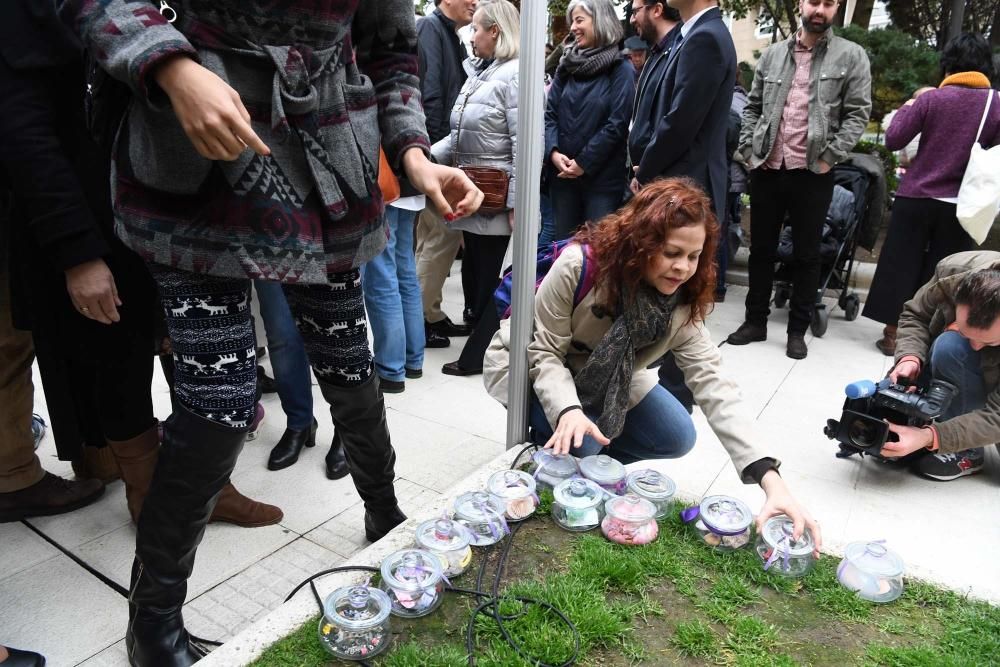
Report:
417,9,470,144
544,59,635,194
628,9,736,214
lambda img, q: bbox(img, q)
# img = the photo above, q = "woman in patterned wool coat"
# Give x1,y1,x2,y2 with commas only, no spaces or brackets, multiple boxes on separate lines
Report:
61,1,483,664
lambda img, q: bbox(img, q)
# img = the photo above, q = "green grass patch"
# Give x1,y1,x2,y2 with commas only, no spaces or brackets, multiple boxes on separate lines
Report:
250,502,998,666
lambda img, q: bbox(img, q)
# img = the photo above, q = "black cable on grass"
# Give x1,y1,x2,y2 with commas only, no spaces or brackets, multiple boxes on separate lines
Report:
284,444,580,666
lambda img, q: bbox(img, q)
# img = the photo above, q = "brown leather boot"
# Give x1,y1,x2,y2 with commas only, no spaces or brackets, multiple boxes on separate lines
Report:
876,325,897,357
106,424,160,523
210,483,283,527
72,445,122,483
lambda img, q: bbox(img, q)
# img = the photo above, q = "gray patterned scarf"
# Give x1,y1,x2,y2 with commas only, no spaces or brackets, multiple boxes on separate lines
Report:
574,287,678,439
557,37,621,78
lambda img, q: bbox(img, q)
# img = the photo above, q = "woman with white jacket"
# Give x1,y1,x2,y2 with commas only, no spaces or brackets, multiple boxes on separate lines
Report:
432,0,519,376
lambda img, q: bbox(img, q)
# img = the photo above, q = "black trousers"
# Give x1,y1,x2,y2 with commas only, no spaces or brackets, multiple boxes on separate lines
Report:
456,231,509,371
862,197,973,326
746,168,835,335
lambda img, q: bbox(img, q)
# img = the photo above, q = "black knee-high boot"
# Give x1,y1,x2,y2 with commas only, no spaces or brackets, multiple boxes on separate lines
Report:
127,408,248,667
318,375,405,542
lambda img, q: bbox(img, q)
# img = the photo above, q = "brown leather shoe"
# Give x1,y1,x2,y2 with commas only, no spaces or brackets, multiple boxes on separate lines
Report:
875,325,897,357
71,445,122,483
107,424,160,523
210,483,283,527
0,472,104,522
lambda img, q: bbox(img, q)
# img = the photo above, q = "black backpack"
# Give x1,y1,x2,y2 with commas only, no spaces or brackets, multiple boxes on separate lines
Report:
83,52,132,151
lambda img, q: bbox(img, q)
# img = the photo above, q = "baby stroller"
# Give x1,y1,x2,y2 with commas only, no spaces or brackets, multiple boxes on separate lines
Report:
772,160,878,337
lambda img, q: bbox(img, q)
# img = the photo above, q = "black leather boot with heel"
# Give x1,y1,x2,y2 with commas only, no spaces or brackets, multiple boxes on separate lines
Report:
318,374,405,542
127,408,248,667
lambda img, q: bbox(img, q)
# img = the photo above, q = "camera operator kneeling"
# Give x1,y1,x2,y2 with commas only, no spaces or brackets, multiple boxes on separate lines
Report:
883,251,1000,481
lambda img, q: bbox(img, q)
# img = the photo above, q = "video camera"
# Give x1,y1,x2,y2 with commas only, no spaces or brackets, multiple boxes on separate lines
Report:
824,378,957,459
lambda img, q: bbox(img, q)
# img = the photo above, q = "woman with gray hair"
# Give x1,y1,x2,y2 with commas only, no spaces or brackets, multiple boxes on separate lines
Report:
432,0,520,376
544,0,634,241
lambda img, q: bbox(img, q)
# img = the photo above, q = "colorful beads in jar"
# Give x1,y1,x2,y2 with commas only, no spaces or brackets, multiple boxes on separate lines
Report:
379,549,445,618
755,515,816,577
531,450,580,493
578,454,626,495
452,491,509,546
414,518,473,578
837,540,904,603
682,495,753,550
487,470,539,521
551,478,605,532
625,469,676,519
318,584,392,660
601,493,659,545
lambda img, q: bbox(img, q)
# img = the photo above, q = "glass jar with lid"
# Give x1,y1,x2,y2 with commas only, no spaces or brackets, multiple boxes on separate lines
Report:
414,518,473,578
531,450,580,493
452,491,508,546
578,454,626,494
318,584,392,660
551,478,606,532
755,515,816,577
487,470,539,521
837,540,905,603
601,493,659,545
683,495,754,550
625,469,676,519
379,548,445,618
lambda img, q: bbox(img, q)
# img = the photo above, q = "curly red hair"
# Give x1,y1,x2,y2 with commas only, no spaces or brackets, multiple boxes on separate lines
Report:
574,177,719,325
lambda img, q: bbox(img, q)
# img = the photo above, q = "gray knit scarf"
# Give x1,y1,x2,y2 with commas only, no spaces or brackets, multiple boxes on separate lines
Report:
557,37,621,78
574,287,678,439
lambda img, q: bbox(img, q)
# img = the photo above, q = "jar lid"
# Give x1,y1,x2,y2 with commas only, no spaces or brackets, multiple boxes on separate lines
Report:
453,491,505,522
604,493,657,522
380,549,443,592
487,470,537,500
626,469,676,501
323,584,392,630
415,518,471,553
698,495,753,535
760,515,814,557
578,454,626,485
552,478,604,509
843,540,904,578
532,450,579,480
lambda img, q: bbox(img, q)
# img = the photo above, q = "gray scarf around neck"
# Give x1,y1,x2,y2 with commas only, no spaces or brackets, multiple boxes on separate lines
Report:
557,37,621,78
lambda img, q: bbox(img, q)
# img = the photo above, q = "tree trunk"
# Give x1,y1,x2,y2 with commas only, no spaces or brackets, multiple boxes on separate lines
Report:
851,0,876,28
990,2,1000,50
946,0,964,44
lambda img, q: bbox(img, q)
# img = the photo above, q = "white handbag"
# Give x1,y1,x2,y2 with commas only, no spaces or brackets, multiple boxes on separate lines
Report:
957,89,1000,245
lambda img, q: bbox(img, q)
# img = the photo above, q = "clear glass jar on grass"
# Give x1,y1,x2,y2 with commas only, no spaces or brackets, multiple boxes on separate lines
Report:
318,584,392,661
487,470,539,521
551,478,606,532
625,469,676,519
530,450,580,493
452,491,509,546
683,495,754,551
578,454,626,495
755,515,816,577
837,540,905,603
379,549,445,618
601,493,659,545
414,518,473,578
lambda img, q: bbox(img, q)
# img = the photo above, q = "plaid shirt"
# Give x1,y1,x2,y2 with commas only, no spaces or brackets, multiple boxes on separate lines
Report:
764,37,813,170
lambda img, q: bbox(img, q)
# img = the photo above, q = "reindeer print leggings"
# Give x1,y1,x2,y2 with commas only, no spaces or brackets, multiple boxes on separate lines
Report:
151,264,372,428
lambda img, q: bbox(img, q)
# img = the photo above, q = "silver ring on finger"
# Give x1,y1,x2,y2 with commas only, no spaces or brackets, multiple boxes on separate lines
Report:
80,306,90,313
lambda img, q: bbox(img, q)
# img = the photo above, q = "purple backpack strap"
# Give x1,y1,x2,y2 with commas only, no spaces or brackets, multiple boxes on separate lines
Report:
572,243,595,307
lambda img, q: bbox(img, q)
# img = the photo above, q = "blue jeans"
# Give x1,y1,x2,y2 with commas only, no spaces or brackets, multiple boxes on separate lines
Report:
548,179,623,242
254,280,314,431
361,206,425,382
529,385,697,464
538,189,556,247
928,331,986,421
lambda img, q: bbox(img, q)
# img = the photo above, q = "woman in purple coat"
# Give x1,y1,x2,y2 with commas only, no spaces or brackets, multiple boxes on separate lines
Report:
864,33,999,356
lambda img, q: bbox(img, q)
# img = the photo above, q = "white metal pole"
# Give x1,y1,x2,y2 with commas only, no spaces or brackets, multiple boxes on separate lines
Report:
505,1,544,448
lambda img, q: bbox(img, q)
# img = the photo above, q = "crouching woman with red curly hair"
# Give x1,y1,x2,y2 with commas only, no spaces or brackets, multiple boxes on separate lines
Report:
485,177,821,543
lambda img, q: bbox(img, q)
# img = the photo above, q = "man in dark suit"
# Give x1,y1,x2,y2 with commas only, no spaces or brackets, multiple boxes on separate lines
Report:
629,0,736,409
628,0,736,217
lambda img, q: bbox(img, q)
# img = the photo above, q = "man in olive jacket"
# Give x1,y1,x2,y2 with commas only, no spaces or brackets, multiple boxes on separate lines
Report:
727,0,871,360
881,251,1000,482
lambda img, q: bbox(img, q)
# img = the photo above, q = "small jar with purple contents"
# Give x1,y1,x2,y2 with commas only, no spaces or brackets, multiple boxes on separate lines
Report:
578,454,626,495
755,515,816,577
683,495,754,551
379,549,445,618
531,450,580,493
452,491,509,547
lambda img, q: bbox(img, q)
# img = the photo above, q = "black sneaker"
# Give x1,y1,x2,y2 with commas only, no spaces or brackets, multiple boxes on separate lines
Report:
379,377,405,393
424,328,450,348
917,449,985,481
426,317,471,337
405,368,423,379
727,322,767,345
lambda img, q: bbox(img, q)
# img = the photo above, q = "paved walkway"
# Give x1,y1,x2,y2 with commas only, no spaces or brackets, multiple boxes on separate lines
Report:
2,267,998,666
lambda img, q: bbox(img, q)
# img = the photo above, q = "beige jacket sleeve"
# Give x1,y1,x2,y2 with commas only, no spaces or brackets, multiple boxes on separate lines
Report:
670,319,776,482
527,245,585,428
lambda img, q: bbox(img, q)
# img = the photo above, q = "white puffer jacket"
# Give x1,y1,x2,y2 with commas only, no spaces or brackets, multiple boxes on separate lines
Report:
432,58,518,236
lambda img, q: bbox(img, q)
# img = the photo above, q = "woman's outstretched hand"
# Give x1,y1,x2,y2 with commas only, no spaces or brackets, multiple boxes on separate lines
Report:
403,148,483,220
154,56,270,161
757,470,823,557
544,408,610,456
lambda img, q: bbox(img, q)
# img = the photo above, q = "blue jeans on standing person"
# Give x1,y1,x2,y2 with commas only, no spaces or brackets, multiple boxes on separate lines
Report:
528,384,697,463
928,331,986,420
548,179,623,242
538,189,556,247
361,206,425,382
254,280,314,431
